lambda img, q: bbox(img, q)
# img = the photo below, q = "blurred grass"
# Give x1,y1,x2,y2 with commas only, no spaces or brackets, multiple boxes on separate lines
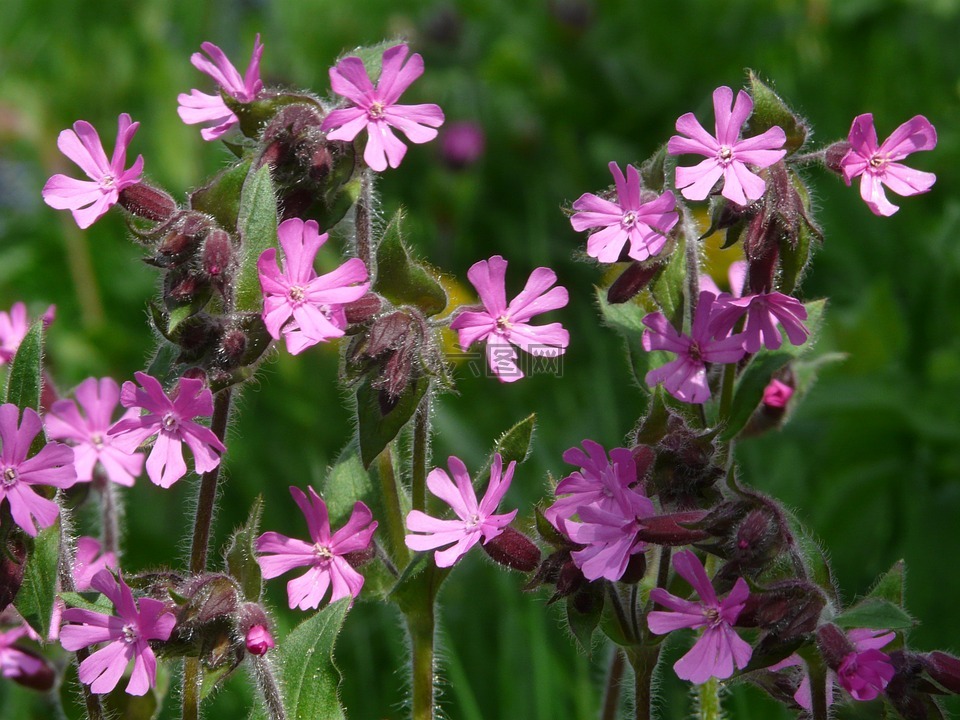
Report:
2,0,960,717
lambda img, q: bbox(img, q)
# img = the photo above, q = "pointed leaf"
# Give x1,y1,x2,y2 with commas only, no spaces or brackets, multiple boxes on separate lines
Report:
14,522,60,637
249,598,350,720
866,560,906,608
835,598,915,631
566,591,601,654
778,170,820,295
374,209,447,317
746,71,808,155
649,233,685,328
146,341,181,385
356,375,429,468
235,165,279,313
4,319,43,413
190,159,253,231
491,413,536,467
225,496,264,602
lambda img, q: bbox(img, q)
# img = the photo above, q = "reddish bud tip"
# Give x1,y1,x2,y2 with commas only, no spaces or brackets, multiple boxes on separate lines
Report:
824,141,852,175
245,624,275,656
482,527,542,572
817,623,855,670
607,262,661,304
119,183,178,222
343,293,382,325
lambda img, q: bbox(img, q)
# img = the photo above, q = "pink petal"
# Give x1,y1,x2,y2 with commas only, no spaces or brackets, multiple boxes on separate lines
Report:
125,643,156,696
287,566,330,610
676,159,724,201
466,256,508,317
321,107,369,141
713,87,745,147
145,431,187,488
57,122,110,180
672,550,718,606
329,57,376,105
670,115,719,156
290,486,331,545
377,45,419,106
880,115,937,158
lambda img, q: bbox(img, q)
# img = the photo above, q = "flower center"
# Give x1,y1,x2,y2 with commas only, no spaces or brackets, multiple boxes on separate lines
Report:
465,513,481,528
869,153,887,171
621,210,637,228
2,467,17,487
368,101,386,120
289,285,306,303
161,413,179,431
496,315,512,331
314,544,334,561
703,607,721,626
717,145,734,165
688,341,703,363
90,432,105,449
122,623,139,644
99,174,117,191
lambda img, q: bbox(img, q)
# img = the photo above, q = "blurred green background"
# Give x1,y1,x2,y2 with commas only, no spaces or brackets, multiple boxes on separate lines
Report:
2,0,960,717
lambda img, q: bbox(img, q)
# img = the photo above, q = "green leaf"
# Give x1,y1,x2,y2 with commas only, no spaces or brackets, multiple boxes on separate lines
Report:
639,144,672,194
721,299,827,441
491,413,536,467
4,319,43,413
60,591,114,615
225,496,264,602
374,209,447,317
566,591,601,654
781,507,838,602
250,599,350,720
835,598,915,631
649,233,685,329
190,159,253,231
166,290,212,335
14,522,60,637
866,560,906,608
235,165,279,313
146,341,181,385
746,70,808,155
356,375,429,468
224,93,322,140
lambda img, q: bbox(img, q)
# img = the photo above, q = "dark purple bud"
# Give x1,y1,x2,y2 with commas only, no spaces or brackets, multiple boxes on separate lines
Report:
180,367,208,384
365,311,414,358
119,183,177,222
341,543,376,569
817,623,855,670
887,651,943,720
824,141,852,175
201,228,234,292
441,122,485,170
343,293,382,325
554,558,586,600
926,651,960,694
175,314,224,362
607,262,661,304
308,144,334,183
164,270,207,305
152,214,208,268
732,508,780,561
0,536,26,612
635,510,711,545
482,527,542,572
219,328,247,365
738,579,824,643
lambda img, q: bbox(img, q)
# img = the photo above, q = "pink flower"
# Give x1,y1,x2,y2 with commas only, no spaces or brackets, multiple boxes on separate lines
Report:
708,292,809,353
60,570,176,696
668,87,786,206
321,43,445,172
255,487,377,610
245,624,275,656
545,440,640,528
570,162,679,263
177,36,264,141
405,454,518,568
46,377,144,487
0,404,78,536
762,379,793,409
258,218,370,355
42,114,143,229
450,255,569,383
647,550,753,684
0,302,55,365
73,536,119,592
837,628,896,702
841,114,937,216
0,621,54,691
641,291,747,404
107,373,225,489
440,121,485,169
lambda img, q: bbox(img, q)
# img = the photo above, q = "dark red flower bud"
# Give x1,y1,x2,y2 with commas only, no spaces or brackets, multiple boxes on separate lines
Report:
219,328,247,364
201,228,234,291
365,311,414,358
343,293,382,325
180,367,208,383
817,623,855,670
606,262,661,304
925,651,960,694
0,536,26,612
341,543,376,569
482,527,541,572
245,624,275,656
635,510,711,545
4,645,56,691
554,559,586,600
824,141,852,175
119,183,177,222
738,580,824,643
619,552,647,584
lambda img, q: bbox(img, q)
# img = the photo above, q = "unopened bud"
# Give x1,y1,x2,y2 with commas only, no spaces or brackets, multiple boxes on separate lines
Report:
739,580,824,643
341,543,376,569
635,510,711,545
201,229,234,290
343,293,382,325
733,508,779,562
763,378,793,409
365,311,414,358
3,645,55,691
0,537,26,612
164,270,207,305
619,552,647,584
925,651,960,694
482,527,541,572
607,262,661,304
119,183,177,222
219,328,247,364
817,623,854,670
245,624,275,656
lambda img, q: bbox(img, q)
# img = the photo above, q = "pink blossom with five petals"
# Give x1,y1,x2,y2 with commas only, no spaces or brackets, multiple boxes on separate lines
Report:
840,114,937,217
60,570,176,696
46,377,144,487
668,86,786,206
570,162,679,263
647,549,753,684
545,440,640,528
450,255,569,383
708,292,809,353
321,43,445,172
107,373,225,489
177,36,264,141
405,454,518,568
42,114,144,229
0,404,78,536
641,291,747,404
258,218,370,355
255,487,377,610
0,302,55,366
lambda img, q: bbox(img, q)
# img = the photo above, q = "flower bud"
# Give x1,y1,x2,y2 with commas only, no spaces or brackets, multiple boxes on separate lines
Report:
151,213,208,269
201,228,235,292
0,537,26,612
817,623,855,670
824,141,852,175
606,262,661,304
925,651,960,694
119,183,177,222
634,510,711,545
343,293,382,326
738,579,825,643
245,624,275,656
481,527,541,572
2,644,55,692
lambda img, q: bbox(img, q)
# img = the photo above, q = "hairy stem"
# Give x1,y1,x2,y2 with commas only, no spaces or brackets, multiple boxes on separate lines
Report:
717,360,737,426
695,677,723,720
626,646,661,720
407,601,436,720
808,657,829,720
376,446,410,567
605,582,635,645
182,659,201,720
681,206,701,328
96,471,119,558
411,395,430,513
355,170,375,272
252,655,287,720
600,649,626,720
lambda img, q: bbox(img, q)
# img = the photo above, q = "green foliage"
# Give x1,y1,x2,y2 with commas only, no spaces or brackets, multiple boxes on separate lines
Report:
867,559,906,607
835,598,915,631
191,159,253,232
356,375,429,468
374,209,447,317
566,591,601,654
4,319,43,412
235,165,279,313
250,599,351,720
225,496,264,602
13,522,60,637
746,71,808,155
650,234,686,329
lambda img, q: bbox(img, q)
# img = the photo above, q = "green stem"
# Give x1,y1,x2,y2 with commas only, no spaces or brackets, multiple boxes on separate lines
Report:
182,659,201,720
695,677,723,720
605,582,635,644
355,170,374,272
376,446,410,566
96,470,119,559
601,649,626,720
808,657,829,720
681,206,701,329
717,360,737,426
411,395,430,513
406,600,436,720
626,646,661,720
